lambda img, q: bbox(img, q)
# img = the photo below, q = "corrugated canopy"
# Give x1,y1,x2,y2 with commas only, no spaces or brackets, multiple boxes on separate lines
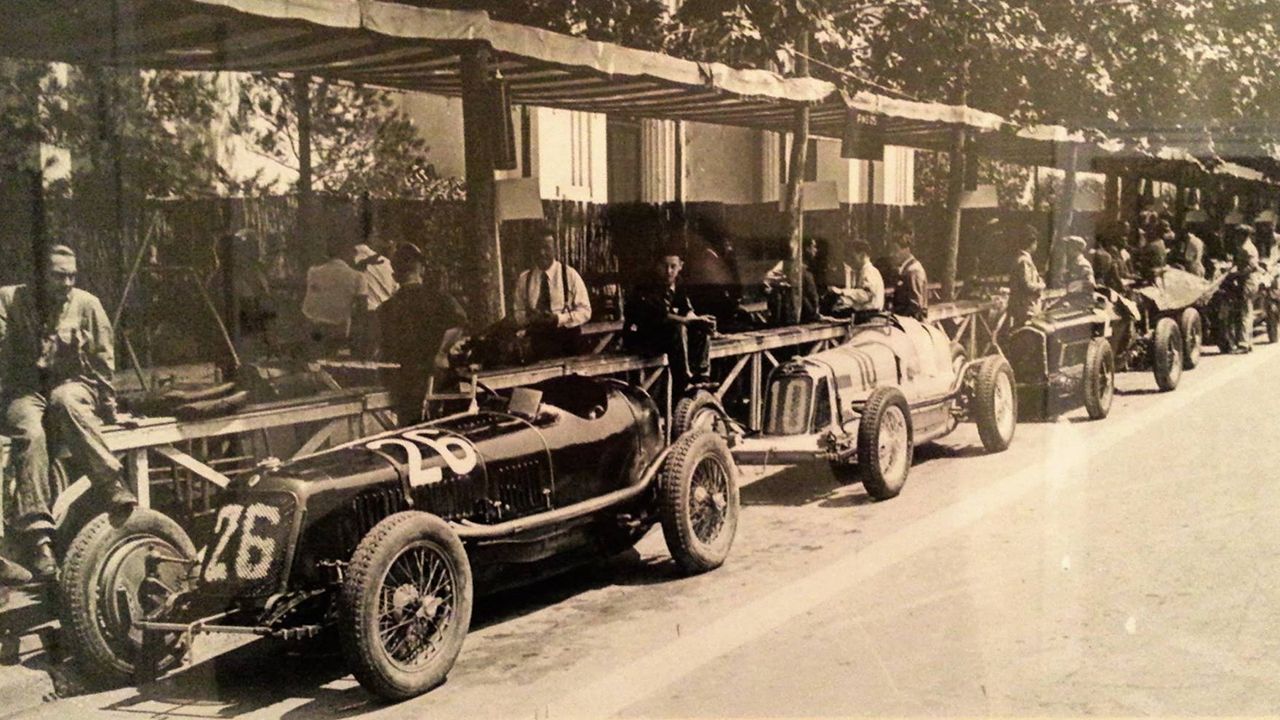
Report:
0,0,1021,154
0,0,1276,185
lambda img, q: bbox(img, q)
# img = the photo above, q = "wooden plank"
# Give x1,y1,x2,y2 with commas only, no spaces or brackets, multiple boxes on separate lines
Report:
291,419,343,460
151,445,231,489
126,449,151,509
714,354,752,402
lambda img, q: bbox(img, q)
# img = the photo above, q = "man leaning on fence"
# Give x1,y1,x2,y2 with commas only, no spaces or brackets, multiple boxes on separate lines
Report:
1,245,135,584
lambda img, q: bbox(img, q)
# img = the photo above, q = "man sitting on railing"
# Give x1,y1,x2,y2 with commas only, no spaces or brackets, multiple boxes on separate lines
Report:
625,250,716,393
1,245,136,583
513,227,592,361
828,240,885,324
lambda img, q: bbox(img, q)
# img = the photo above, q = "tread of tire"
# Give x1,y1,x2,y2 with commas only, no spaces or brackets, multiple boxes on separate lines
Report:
973,357,1015,453
1153,317,1182,392
1083,338,1113,420
658,431,735,574
857,386,911,500
671,391,720,439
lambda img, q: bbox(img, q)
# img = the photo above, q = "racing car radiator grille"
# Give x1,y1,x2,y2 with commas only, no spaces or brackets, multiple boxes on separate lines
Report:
765,375,813,436
199,493,297,599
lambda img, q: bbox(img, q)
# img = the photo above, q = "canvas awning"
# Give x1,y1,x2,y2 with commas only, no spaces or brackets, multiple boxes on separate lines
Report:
0,0,1043,157
1,0,1276,185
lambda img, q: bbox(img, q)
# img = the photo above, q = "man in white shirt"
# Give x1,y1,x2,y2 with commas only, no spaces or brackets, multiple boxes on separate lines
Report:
513,228,592,361
352,235,398,357
833,240,885,321
301,239,368,356
353,236,398,311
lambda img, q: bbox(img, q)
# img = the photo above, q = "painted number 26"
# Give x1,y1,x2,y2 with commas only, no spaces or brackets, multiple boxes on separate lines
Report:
204,502,281,582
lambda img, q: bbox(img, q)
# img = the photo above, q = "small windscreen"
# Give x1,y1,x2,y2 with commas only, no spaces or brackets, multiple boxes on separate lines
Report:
765,374,813,436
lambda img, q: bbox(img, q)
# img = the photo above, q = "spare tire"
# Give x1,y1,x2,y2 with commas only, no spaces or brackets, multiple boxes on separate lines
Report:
671,390,725,439
61,510,196,687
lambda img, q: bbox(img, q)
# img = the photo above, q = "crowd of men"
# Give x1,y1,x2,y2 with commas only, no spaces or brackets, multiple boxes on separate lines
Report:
1005,207,1280,354
8,207,1271,586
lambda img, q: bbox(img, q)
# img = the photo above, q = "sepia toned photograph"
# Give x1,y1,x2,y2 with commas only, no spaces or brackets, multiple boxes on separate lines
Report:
0,0,1277,717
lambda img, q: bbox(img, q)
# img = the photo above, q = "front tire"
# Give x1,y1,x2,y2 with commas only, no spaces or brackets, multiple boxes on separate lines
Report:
60,510,196,687
857,387,913,500
972,356,1017,453
1082,338,1115,420
658,430,740,574
1179,308,1202,369
1152,317,1184,392
338,512,473,702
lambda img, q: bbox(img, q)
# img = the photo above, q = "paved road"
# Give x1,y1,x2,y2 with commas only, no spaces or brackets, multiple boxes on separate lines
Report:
14,341,1280,719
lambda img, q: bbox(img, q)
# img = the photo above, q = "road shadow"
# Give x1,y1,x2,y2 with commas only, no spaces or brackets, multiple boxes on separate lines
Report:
912,443,985,466
740,464,842,507
100,639,363,719
83,541,691,718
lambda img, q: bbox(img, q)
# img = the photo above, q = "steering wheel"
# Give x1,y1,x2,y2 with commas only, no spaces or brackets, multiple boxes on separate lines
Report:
862,310,905,332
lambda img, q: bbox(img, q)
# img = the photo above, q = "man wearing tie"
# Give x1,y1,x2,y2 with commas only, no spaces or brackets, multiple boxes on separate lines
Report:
513,227,592,361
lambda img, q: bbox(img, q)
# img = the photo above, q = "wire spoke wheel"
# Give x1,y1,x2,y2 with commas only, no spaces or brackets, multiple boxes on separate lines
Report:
340,512,473,702
376,542,456,673
688,456,729,545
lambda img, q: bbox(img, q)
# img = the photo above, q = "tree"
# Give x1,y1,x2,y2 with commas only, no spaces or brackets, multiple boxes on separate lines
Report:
228,74,464,199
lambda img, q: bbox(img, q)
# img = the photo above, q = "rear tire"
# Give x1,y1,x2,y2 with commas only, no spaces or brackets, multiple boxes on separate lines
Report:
671,390,724,439
658,430,740,574
972,356,1017,453
1082,338,1115,420
1152,317,1183,392
61,509,196,688
857,387,913,500
1179,308,1202,369
338,512,473,702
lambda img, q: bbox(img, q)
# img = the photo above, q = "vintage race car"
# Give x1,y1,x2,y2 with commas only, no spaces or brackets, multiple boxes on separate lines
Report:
1004,294,1117,421
1106,266,1218,391
723,312,1016,500
59,375,740,701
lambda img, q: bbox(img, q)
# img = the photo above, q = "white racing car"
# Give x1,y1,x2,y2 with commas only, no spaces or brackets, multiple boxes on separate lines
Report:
707,312,1016,500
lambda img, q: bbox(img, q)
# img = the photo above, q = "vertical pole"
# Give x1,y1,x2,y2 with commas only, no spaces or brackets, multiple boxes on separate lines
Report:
941,57,970,302
1174,181,1188,234
293,75,315,264
942,129,967,301
749,352,763,431
865,159,876,249
1056,144,1079,243
1104,171,1120,222
783,34,811,324
460,43,505,325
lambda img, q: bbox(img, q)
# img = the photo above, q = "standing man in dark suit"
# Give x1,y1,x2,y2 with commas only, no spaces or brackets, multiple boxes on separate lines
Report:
890,231,929,321
378,244,468,426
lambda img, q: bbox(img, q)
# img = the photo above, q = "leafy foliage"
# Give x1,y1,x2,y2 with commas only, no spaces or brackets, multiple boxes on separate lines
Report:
227,74,464,200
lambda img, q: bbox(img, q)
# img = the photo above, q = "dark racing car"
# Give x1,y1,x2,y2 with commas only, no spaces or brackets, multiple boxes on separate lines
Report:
60,375,740,702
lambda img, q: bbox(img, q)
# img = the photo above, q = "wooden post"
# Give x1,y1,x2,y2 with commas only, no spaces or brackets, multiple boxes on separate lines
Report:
1056,143,1079,242
780,34,811,325
1174,181,1188,233
1104,172,1119,222
293,75,316,264
941,56,970,302
942,129,967,301
460,43,505,326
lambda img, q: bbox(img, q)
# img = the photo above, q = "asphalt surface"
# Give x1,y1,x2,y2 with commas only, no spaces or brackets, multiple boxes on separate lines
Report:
10,339,1280,719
